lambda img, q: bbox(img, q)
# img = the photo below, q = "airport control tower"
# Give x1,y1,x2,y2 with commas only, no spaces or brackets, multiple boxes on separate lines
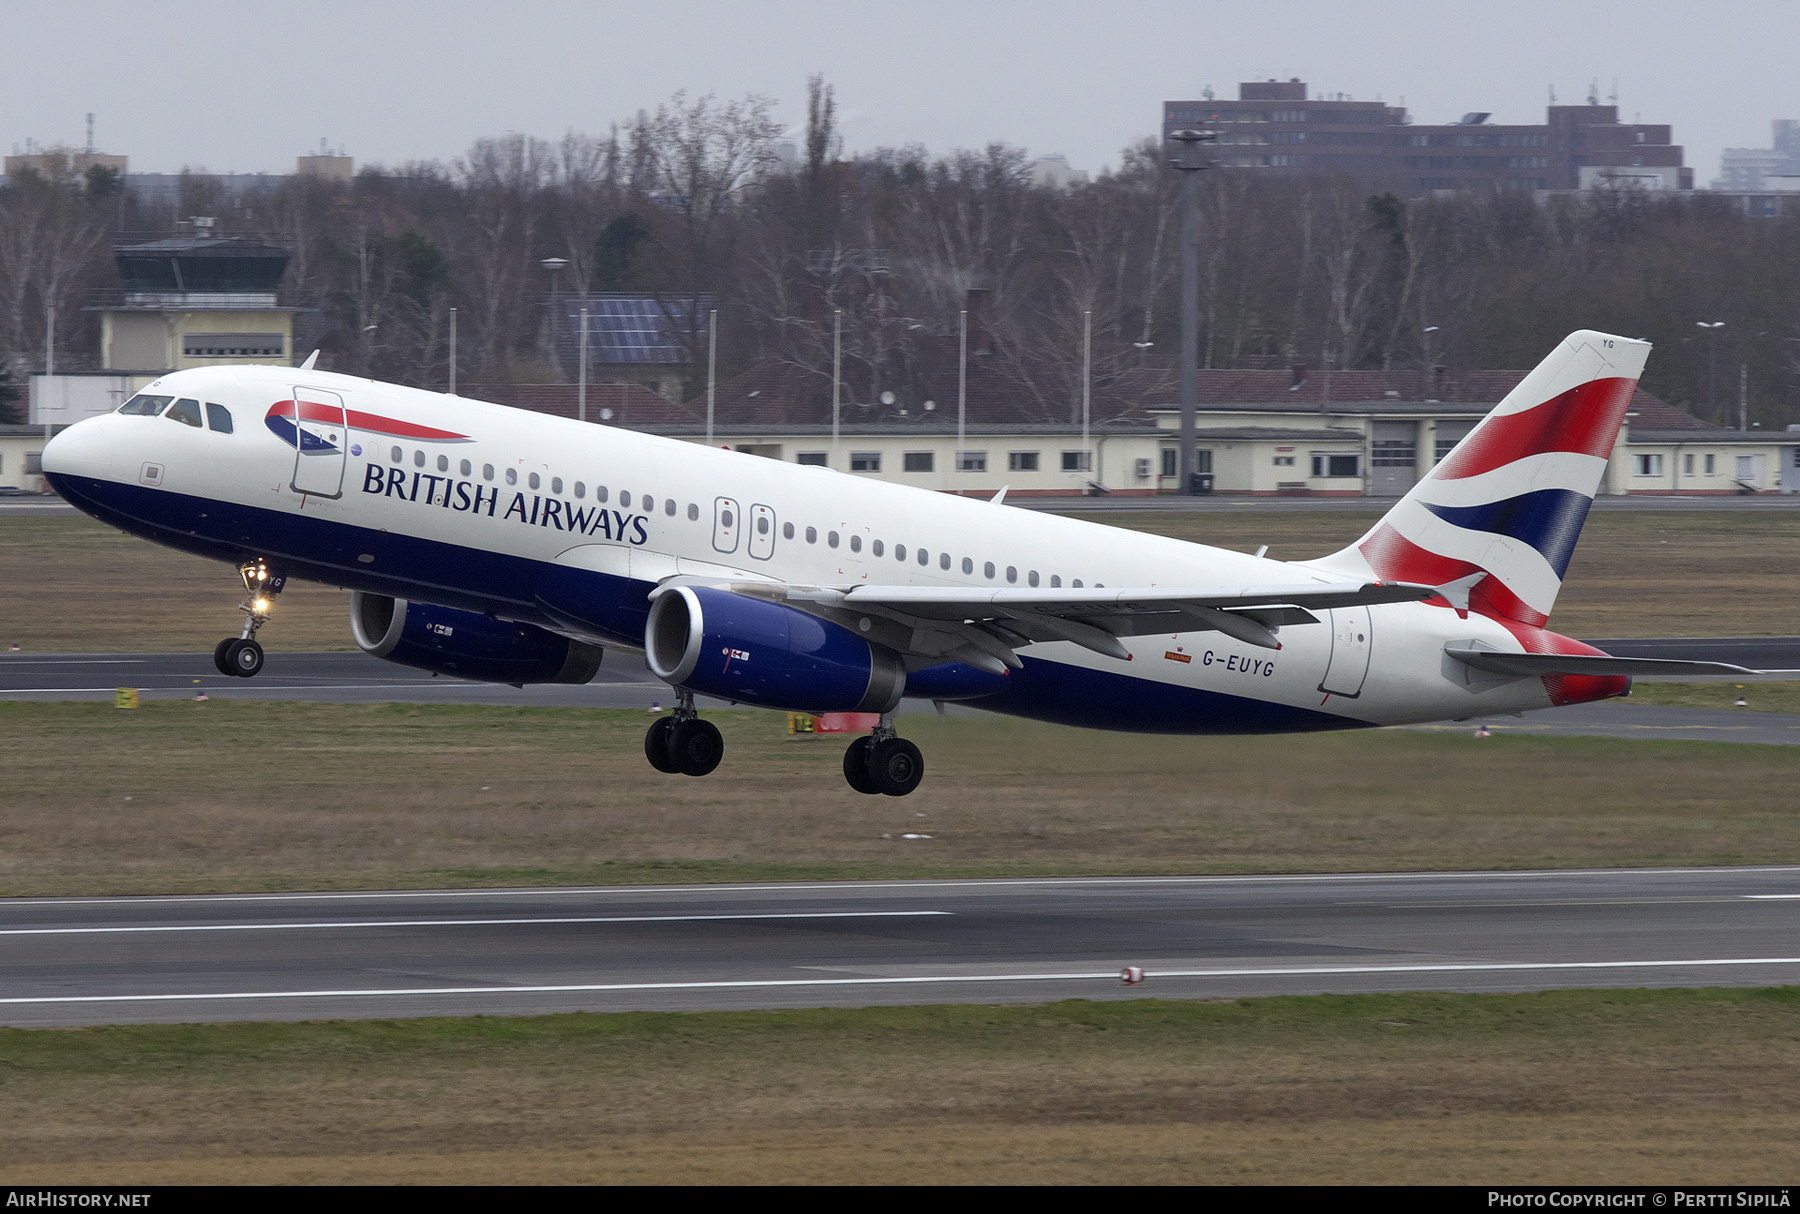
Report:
93,225,296,374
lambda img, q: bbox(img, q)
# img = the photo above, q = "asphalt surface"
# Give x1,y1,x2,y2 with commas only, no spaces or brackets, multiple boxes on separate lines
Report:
3,867,1797,1027
7,647,1800,741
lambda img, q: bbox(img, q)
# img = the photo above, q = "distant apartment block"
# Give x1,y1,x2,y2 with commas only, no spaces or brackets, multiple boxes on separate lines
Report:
1713,120,1800,191
1163,78,1691,195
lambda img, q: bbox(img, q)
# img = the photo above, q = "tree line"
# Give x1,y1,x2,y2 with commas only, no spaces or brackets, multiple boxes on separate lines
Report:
3,77,1797,428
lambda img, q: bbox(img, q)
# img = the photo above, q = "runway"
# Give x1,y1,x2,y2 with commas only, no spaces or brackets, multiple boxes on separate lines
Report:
6,647,1799,741
4,867,1797,1027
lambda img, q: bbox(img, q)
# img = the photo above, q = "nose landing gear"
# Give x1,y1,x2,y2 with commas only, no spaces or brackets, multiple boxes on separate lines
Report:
645,688,724,777
843,715,925,797
213,560,279,678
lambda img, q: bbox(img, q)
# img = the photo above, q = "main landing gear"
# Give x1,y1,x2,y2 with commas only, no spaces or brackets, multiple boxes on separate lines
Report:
213,560,277,679
645,689,724,777
843,715,925,797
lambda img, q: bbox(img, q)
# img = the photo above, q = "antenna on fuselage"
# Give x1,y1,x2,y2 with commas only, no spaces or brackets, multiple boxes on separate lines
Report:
299,350,320,371
991,486,1008,506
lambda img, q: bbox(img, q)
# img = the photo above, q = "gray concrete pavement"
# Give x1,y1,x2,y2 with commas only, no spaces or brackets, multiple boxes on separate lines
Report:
3,867,1796,1026
7,649,1799,739
7,649,1800,738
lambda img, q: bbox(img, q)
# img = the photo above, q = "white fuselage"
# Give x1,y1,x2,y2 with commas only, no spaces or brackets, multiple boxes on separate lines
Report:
42,364,1562,733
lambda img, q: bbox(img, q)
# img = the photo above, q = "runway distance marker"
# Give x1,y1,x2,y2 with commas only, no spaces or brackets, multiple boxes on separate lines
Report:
0,911,954,936
7,956,1800,1007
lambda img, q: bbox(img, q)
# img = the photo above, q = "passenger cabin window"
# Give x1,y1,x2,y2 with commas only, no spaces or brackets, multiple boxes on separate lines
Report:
962,558,973,574
1007,566,1018,583
575,482,586,498
687,503,698,520
666,500,677,517
847,535,858,552
204,403,233,433
414,450,426,467
595,485,608,502
483,464,495,481
939,552,950,570
620,491,631,507
529,473,540,490
506,468,518,485
1028,571,1040,587
872,540,884,557
894,544,906,561
462,459,473,476
118,394,173,416
438,455,450,472
984,562,995,579
550,477,562,494
164,398,203,428
391,446,404,463
782,522,795,539
806,526,817,543
829,531,840,548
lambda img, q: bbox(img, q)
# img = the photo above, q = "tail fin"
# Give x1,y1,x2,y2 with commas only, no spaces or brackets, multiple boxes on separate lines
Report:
1322,330,1650,627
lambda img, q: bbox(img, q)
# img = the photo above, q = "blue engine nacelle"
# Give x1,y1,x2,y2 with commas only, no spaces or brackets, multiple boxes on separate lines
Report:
646,586,905,713
350,591,604,685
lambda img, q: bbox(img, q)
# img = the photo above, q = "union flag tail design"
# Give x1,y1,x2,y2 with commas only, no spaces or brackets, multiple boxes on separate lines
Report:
1328,330,1651,628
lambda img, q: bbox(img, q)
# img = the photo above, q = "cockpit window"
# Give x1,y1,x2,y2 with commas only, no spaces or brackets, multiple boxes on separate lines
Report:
118,394,173,416
205,402,233,433
164,398,204,428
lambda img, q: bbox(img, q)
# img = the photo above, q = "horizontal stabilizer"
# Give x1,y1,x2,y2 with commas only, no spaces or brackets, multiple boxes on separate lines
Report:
1444,640,1800,679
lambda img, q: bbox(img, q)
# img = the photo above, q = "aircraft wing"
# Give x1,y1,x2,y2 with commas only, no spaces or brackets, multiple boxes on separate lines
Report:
714,579,1437,670
1444,641,1800,678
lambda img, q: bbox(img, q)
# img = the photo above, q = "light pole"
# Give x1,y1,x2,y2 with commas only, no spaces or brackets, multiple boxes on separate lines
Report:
448,306,457,395
1081,309,1092,489
706,307,717,445
957,308,968,495
578,306,589,423
1421,325,1440,400
1166,128,1217,494
831,308,842,467
541,257,569,375
1696,321,1725,423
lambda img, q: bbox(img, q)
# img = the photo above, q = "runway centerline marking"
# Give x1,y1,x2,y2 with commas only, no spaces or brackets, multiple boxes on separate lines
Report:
6,957,1800,1007
1744,894,1800,900
0,911,952,937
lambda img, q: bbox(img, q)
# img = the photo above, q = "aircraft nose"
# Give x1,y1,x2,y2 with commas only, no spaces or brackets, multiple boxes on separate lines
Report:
41,415,116,479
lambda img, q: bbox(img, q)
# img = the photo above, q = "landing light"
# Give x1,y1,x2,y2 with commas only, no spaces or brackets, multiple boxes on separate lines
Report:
254,599,270,612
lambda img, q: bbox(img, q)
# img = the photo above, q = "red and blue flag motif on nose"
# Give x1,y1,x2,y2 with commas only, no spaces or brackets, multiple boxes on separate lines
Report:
265,400,469,451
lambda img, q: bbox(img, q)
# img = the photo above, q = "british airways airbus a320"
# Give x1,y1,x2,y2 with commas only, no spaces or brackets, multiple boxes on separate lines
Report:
40,330,1781,796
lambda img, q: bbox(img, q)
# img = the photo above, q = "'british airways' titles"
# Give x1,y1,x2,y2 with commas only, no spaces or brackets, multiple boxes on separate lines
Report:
361,464,649,543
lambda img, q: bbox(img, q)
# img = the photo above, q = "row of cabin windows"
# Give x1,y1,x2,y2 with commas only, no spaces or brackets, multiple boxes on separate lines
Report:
807,451,1089,473
117,394,235,433
773,522,1092,588
384,443,1097,588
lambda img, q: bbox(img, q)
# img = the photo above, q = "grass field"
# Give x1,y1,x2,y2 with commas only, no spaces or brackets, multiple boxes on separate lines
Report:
1630,681,1800,713
1064,508,1800,639
4,700,1798,896
2,990,1795,1184
3,508,1798,652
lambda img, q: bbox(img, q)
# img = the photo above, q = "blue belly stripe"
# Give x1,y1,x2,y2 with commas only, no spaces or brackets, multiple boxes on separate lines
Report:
47,471,1365,736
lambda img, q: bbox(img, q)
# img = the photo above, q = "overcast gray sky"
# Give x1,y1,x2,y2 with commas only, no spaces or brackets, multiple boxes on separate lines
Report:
7,1,1795,184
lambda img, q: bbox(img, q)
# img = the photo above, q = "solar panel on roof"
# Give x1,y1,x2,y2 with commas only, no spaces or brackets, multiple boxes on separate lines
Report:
557,294,711,365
